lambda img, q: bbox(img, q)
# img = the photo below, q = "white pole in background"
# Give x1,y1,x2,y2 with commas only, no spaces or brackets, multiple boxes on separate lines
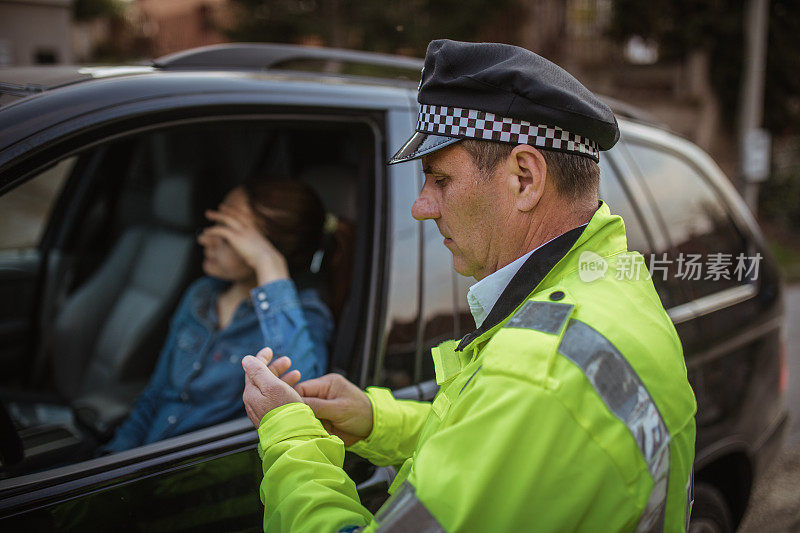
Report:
738,0,771,214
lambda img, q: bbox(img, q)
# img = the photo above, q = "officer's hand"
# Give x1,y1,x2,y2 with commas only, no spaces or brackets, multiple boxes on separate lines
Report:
255,346,302,387
295,374,373,446
242,347,302,428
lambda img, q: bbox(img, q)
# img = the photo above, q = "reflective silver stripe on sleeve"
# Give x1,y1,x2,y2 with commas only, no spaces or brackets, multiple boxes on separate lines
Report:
505,301,574,334
558,319,671,533
374,481,444,533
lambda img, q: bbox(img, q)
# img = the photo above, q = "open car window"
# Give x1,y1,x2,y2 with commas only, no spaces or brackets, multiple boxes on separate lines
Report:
0,115,379,482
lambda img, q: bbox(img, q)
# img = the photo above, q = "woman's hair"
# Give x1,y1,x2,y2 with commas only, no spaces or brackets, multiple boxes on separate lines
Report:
241,178,325,275
241,176,354,322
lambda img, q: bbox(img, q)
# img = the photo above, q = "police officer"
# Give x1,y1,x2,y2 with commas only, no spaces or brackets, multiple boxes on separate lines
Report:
242,39,697,532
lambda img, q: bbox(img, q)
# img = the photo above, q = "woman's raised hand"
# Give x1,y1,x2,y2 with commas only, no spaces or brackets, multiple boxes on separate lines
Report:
202,203,289,284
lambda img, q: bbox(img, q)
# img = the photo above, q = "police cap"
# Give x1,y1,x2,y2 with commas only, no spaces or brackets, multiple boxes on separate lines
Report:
389,39,619,164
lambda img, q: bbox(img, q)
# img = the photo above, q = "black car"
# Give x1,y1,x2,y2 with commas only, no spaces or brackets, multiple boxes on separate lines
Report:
0,44,787,532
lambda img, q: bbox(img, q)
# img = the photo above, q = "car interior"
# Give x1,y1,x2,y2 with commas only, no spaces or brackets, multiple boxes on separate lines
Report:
0,118,377,478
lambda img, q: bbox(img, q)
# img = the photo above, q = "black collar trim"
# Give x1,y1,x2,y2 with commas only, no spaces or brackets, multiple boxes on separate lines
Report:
455,224,587,351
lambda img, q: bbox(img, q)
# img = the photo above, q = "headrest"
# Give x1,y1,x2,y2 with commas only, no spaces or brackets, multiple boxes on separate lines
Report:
152,174,194,231
298,164,358,220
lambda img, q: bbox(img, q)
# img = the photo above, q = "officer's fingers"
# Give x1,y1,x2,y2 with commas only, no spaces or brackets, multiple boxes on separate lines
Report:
242,355,275,394
268,356,292,378
330,374,361,397
255,347,274,367
302,396,342,421
281,369,301,388
294,374,336,399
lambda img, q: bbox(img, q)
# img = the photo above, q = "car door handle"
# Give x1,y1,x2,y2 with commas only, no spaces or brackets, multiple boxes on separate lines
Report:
392,379,439,401
356,465,396,493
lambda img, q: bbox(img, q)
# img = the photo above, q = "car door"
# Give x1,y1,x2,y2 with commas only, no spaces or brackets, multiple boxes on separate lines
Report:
0,77,394,529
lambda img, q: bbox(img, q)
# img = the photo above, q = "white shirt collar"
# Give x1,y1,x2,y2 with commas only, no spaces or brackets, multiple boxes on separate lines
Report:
466,226,587,328
467,249,534,329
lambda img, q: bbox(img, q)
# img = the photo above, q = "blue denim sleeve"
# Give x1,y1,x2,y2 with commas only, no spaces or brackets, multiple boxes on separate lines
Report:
250,279,333,381
103,281,199,453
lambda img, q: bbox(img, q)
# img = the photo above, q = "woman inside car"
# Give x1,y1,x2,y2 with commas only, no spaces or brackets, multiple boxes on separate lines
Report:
103,178,334,453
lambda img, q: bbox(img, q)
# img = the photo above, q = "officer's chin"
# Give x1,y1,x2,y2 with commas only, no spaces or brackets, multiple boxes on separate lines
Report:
451,255,474,279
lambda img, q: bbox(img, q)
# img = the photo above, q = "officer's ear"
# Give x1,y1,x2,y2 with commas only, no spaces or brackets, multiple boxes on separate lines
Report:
505,145,547,212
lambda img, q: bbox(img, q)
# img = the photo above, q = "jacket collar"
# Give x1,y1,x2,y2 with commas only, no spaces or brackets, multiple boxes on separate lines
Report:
455,201,625,352
191,276,256,331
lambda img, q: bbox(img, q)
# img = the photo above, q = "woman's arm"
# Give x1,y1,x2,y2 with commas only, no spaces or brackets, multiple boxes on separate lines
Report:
202,201,333,380
250,280,332,381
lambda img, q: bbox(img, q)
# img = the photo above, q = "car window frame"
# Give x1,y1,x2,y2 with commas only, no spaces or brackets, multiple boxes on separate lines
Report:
599,146,659,256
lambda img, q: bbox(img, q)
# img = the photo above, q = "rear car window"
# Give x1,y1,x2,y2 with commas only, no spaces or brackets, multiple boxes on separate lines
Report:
625,142,752,300
0,157,74,250
599,154,651,257
599,153,682,309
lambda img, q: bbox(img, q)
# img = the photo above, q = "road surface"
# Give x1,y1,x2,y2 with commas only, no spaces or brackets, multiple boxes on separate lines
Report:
738,284,800,532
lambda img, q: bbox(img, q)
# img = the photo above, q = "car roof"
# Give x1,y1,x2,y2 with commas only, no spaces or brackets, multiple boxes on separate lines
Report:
0,65,155,106
0,43,673,172
0,43,662,123
0,43,422,107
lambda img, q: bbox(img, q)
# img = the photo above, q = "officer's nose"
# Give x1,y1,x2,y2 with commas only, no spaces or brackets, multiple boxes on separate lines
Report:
411,182,441,221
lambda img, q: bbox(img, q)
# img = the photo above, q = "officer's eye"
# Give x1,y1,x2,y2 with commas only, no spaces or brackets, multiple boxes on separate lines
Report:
427,174,448,187
422,171,448,188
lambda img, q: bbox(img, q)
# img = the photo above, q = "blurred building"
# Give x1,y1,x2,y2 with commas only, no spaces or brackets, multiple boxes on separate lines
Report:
0,0,74,66
131,0,235,58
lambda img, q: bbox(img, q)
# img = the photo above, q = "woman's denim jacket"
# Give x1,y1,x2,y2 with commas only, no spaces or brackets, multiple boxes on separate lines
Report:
105,276,332,452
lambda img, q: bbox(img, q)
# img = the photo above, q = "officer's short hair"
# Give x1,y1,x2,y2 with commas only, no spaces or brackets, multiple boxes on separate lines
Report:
460,139,600,201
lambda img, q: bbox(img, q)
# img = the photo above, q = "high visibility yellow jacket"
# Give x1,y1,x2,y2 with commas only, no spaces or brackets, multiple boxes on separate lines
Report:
255,202,697,532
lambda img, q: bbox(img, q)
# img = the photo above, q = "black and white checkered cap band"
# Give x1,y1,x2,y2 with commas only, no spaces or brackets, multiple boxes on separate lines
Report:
416,104,600,161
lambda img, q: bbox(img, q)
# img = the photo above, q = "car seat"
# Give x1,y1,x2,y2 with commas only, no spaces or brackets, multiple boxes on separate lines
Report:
51,174,198,437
